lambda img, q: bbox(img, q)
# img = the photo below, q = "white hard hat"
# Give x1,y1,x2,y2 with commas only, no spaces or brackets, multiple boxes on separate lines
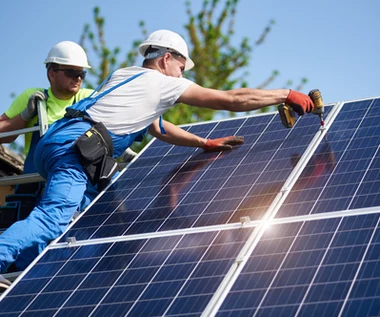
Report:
139,30,194,71
44,41,91,68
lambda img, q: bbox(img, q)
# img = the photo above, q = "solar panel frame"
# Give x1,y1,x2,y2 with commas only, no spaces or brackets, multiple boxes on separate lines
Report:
212,212,380,317
57,108,330,242
0,227,257,317
1,97,380,317
275,97,380,219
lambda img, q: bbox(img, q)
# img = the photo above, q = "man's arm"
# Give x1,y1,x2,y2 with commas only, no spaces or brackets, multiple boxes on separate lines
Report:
148,119,244,152
178,84,313,115
148,119,207,148
0,113,28,143
0,90,46,144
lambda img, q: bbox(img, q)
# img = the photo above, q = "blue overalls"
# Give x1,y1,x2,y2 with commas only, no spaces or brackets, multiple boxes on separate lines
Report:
0,72,149,273
22,90,99,210
9,91,99,271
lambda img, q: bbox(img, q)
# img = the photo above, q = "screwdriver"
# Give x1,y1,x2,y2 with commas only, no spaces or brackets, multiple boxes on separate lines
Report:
308,89,325,127
278,89,325,128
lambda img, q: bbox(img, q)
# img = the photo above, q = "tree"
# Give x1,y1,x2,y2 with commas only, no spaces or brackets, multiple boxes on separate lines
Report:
79,7,144,88
168,0,280,122
79,0,307,151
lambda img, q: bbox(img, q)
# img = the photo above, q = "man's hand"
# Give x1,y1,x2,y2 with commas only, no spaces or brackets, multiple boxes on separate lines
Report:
20,91,47,121
203,136,244,152
286,90,314,116
118,148,138,163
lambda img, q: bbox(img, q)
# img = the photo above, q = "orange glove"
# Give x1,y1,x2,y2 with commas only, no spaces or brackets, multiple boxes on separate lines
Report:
203,136,244,152
286,90,314,115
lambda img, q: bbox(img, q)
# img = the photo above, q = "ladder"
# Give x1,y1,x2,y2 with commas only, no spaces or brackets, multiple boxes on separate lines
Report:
0,100,47,186
0,101,47,279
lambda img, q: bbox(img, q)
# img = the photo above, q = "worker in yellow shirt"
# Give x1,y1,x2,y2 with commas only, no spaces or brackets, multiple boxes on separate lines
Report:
0,41,93,272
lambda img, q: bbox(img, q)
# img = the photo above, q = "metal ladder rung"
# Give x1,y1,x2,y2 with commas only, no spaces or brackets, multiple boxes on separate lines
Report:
0,173,43,186
0,100,48,139
0,100,48,187
0,126,41,139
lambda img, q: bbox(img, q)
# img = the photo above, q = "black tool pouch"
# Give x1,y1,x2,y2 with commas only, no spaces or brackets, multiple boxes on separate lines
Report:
73,121,119,191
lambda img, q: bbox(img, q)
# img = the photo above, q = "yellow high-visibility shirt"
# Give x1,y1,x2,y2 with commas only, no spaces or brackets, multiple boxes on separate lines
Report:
5,87,93,155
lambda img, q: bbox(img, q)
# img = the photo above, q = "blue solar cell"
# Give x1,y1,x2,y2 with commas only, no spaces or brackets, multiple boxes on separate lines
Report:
60,110,325,242
0,228,254,316
217,213,380,317
277,98,380,218
1,97,380,317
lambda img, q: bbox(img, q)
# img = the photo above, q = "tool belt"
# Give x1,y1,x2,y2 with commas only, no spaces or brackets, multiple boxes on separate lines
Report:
65,109,120,191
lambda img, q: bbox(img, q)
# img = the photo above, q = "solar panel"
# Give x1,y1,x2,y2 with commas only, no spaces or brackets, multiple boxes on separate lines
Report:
0,228,256,316
276,98,380,218
215,213,380,317
1,97,379,317
59,108,332,242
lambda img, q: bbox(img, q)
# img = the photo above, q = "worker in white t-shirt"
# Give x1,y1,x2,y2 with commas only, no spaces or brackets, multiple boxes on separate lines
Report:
0,30,315,290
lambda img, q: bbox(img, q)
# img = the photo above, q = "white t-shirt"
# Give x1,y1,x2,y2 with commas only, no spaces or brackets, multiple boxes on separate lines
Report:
87,66,194,135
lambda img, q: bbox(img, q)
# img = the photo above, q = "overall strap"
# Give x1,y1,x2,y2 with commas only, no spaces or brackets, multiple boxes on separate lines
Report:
42,88,50,119
87,72,114,99
64,71,146,120
64,108,97,124
92,71,145,103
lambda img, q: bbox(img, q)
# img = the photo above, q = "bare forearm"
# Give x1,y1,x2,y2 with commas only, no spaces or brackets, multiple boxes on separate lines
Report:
225,88,290,112
0,114,27,143
180,84,290,112
149,119,207,148
0,135,18,143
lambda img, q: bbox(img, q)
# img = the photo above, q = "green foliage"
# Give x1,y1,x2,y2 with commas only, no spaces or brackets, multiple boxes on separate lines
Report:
79,7,143,87
165,0,253,123
8,141,25,159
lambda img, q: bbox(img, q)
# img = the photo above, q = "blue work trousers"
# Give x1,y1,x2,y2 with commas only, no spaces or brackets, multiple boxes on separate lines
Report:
0,126,89,273
11,125,98,271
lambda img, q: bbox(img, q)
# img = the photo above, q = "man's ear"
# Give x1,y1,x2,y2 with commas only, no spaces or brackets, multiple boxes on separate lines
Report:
47,68,55,83
160,53,172,71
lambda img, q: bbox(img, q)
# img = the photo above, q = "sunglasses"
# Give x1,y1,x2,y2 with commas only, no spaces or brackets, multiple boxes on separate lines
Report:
54,68,87,80
169,50,185,60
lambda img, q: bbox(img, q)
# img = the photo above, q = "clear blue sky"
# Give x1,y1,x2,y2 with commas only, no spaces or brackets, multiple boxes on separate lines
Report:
1,0,379,117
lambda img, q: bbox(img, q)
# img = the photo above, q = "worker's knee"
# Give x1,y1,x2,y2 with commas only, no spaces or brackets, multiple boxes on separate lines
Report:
27,206,71,240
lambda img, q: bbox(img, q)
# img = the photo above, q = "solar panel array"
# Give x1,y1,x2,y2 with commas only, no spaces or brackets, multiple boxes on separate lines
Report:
0,97,379,317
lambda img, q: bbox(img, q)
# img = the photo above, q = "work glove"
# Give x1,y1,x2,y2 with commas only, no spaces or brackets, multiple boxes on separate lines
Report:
203,136,244,152
118,147,138,162
21,90,47,121
286,90,314,116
